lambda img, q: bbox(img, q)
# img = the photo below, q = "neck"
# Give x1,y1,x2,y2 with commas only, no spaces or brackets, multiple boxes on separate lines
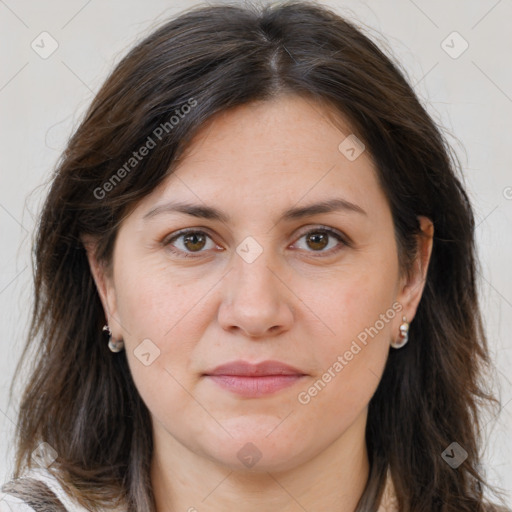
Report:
151,411,370,512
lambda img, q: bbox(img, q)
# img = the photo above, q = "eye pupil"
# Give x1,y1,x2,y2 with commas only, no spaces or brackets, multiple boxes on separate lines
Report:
167,228,343,258
307,232,328,251
184,233,206,251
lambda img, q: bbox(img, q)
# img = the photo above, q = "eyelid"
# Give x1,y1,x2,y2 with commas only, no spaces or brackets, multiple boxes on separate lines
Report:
162,226,216,245
161,224,351,258
292,224,352,247
161,227,222,258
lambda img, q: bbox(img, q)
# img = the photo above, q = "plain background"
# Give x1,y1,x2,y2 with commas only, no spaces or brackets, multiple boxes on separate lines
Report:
1,0,511,503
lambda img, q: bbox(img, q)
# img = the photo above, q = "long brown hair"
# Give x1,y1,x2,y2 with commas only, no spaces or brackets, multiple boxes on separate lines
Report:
5,1,508,510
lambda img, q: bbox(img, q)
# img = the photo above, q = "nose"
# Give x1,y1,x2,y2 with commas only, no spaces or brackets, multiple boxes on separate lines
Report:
217,249,294,339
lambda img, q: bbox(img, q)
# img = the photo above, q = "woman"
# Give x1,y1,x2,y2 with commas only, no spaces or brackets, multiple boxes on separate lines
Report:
1,1,509,511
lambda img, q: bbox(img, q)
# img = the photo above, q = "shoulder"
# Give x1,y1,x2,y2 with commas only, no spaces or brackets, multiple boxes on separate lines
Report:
0,467,87,512
0,491,36,512
484,505,512,512
1,467,127,512
376,469,398,512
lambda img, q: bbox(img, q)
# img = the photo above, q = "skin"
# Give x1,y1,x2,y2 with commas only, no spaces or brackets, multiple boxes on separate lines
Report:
86,94,433,512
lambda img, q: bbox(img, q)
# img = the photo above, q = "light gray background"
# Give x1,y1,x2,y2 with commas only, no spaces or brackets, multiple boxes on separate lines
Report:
1,0,511,502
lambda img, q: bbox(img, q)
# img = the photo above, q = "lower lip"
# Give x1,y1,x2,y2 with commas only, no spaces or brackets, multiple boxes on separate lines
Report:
206,374,305,397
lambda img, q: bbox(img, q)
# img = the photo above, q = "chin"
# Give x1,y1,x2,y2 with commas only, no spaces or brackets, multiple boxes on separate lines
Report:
200,429,311,474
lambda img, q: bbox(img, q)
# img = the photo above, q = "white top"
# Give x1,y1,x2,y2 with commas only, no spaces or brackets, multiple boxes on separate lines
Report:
0,494,35,512
1,465,399,512
0,466,126,512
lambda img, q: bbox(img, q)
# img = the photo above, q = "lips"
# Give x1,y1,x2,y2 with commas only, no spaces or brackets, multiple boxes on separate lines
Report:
203,360,307,397
204,360,306,377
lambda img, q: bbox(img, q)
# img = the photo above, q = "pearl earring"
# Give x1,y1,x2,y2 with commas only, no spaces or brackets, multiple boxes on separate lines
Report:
103,324,125,353
391,316,409,349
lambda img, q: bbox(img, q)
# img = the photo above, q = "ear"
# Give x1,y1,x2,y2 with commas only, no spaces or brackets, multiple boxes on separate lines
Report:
81,234,120,337
395,216,434,323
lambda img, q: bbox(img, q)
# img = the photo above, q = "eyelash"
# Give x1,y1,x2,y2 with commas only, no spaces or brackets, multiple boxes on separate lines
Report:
161,226,350,259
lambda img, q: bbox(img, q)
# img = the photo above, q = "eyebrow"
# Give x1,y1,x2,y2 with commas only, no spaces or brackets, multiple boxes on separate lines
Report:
142,197,367,223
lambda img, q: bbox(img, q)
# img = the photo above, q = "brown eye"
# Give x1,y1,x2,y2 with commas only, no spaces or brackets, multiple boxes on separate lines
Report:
305,231,329,251
182,232,207,252
163,230,217,258
293,227,348,256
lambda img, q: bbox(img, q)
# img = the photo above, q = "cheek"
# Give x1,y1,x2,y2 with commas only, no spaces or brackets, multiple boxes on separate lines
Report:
111,260,207,397
305,259,398,351
297,257,398,401
294,277,394,426
117,271,203,426
113,255,207,341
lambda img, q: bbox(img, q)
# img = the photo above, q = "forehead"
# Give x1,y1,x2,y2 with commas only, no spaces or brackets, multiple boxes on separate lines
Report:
130,94,385,223
178,94,365,168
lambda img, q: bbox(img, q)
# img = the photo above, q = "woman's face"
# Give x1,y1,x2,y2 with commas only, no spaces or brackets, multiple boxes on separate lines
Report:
89,94,431,473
